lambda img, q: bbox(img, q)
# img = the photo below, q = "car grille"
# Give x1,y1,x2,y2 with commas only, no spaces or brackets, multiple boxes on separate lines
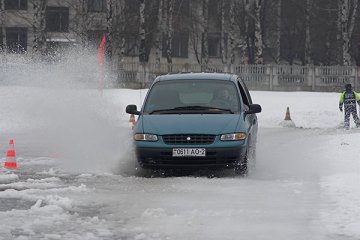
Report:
162,134,216,145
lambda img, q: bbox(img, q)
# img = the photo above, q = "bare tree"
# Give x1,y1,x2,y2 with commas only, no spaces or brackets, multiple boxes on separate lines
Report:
139,0,146,62
155,0,163,64
229,0,237,64
105,0,127,62
106,0,114,59
339,0,359,65
68,0,90,48
165,0,174,64
186,0,202,64
220,0,227,64
202,0,209,65
275,0,281,64
254,0,263,64
32,0,47,56
304,0,312,64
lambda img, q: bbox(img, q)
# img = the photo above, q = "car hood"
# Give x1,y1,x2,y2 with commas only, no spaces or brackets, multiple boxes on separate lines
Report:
141,114,241,135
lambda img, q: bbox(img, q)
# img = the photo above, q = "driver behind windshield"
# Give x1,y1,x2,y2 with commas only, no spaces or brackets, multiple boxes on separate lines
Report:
210,87,238,110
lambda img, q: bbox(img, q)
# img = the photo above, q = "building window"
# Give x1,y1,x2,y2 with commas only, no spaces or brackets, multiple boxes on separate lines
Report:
162,32,189,58
6,28,27,53
4,0,27,10
124,35,139,57
46,7,69,32
208,33,221,57
88,0,106,12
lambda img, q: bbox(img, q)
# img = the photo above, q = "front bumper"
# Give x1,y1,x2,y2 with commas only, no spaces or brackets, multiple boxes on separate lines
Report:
136,146,247,169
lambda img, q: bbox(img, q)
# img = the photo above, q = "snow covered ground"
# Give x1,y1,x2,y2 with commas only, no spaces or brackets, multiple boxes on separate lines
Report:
0,83,360,240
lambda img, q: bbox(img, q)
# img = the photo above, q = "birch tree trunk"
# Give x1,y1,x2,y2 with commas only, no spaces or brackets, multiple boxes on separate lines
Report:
254,0,263,64
337,0,342,64
229,0,236,64
106,0,114,59
77,0,88,48
220,0,227,64
105,0,125,65
244,0,251,63
117,1,126,61
202,0,209,66
339,0,358,66
165,0,174,64
139,0,146,62
304,0,312,65
189,1,202,64
32,0,47,56
348,0,358,39
340,0,351,65
275,0,281,64
155,0,164,65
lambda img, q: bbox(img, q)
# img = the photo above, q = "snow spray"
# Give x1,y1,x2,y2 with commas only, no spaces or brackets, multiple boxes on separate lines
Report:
0,49,136,174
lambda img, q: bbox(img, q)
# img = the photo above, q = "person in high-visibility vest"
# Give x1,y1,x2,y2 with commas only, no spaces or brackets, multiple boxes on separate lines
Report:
339,83,360,129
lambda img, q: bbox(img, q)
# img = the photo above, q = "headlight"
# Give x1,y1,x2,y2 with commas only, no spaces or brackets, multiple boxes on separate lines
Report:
134,133,158,141
220,133,247,141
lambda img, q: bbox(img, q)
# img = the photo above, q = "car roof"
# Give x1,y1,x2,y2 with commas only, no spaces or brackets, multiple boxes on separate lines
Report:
155,72,236,82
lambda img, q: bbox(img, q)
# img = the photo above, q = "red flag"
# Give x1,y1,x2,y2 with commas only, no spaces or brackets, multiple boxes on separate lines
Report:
98,34,106,66
98,34,106,96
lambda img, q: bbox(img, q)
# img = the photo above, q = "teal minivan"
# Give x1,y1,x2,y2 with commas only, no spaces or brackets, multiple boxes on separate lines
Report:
126,73,261,175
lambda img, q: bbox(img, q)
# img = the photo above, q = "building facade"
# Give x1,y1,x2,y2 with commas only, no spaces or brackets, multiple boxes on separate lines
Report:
0,0,107,56
1,0,255,66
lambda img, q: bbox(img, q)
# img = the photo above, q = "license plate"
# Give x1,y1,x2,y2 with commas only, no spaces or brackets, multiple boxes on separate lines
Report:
172,148,206,157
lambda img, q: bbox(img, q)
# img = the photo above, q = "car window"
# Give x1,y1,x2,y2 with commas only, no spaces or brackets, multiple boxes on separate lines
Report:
237,78,252,106
143,80,241,114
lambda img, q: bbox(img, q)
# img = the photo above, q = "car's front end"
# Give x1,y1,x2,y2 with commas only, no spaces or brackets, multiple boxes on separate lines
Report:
134,114,249,169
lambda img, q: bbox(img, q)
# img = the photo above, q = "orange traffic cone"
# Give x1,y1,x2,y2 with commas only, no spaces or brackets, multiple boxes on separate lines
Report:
284,107,291,120
129,114,135,123
4,139,17,169
129,114,137,130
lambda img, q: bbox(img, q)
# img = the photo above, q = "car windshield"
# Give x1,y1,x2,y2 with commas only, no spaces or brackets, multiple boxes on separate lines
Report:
143,80,240,114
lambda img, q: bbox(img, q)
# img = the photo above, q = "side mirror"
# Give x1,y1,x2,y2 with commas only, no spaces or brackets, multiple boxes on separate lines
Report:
126,104,141,115
245,104,262,114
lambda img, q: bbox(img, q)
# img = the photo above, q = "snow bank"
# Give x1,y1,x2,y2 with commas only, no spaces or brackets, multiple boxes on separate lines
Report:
0,173,19,184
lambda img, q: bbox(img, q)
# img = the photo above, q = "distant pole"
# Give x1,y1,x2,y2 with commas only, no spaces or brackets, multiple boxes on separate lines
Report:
98,34,106,96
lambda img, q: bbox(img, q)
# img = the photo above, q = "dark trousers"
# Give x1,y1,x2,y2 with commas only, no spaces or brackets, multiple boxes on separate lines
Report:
344,105,360,128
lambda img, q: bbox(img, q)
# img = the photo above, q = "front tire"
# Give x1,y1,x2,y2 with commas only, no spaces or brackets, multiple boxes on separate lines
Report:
234,152,248,176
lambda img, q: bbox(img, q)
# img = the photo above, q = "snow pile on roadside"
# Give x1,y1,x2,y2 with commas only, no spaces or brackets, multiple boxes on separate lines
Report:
0,173,19,184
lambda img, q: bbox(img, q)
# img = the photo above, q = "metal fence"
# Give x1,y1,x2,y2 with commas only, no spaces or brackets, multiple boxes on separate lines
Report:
117,63,359,92
1,61,358,92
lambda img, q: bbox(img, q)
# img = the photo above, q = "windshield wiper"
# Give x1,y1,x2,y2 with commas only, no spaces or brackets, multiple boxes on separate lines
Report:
149,106,234,114
174,106,234,113
149,108,177,114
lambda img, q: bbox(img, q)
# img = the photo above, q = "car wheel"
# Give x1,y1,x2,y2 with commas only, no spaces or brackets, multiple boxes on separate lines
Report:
234,151,248,176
